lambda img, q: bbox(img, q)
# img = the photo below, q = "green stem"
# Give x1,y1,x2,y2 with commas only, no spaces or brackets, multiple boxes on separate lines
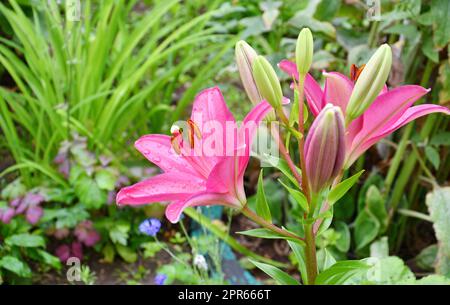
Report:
368,21,379,48
304,223,318,284
397,209,432,222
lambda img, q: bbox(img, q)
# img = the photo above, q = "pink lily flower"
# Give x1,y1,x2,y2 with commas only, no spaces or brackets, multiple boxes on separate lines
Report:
279,60,450,167
116,87,272,223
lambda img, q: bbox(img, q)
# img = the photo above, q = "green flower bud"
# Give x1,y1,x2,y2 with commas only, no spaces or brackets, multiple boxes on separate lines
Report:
346,44,392,122
235,40,263,106
295,28,313,75
252,55,283,109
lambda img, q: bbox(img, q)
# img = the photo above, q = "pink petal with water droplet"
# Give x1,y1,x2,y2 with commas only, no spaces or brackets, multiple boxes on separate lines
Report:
116,172,206,205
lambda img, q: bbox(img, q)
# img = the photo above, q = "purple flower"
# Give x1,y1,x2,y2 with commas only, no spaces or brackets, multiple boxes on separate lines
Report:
139,218,161,237
55,244,71,263
154,274,167,285
26,206,43,225
55,242,83,263
74,220,101,247
1,207,15,224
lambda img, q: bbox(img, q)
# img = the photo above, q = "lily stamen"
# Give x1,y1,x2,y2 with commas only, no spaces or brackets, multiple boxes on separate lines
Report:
350,63,365,82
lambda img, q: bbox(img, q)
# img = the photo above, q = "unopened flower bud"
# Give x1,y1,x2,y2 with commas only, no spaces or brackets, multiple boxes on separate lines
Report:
296,28,313,75
305,104,345,193
346,44,392,122
252,55,283,109
235,40,263,105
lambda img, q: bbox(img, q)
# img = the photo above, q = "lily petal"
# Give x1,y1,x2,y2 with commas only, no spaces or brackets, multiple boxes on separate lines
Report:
238,100,273,175
135,134,199,176
191,87,236,126
165,192,240,223
206,157,236,194
116,172,205,205
279,60,323,116
354,104,450,160
322,71,354,114
348,85,429,164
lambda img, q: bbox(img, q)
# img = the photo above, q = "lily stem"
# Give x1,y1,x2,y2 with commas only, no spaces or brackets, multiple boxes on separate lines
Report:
304,223,318,284
296,72,317,284
241,206,304,243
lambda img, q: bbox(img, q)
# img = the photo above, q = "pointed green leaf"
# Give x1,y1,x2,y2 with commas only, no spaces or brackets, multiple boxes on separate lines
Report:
317,248,337,272
0,256,32,278
278,179,309,213
256,153,300,188
237,228,304,245
328,170,364,205
5,233,45,248
315,260,370,285
249,259,300,285
287,240,309,284
425,146,440,170
256,170,272,222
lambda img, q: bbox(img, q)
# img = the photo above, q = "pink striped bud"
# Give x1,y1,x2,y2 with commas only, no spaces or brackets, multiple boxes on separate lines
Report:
305,104,345,193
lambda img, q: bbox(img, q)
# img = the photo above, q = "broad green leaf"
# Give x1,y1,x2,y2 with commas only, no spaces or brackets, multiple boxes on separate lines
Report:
415,244,438,271
328,170,364,205
422,34,439,63
315,260,370,285
365,256,415,284
430,0,450,48
74,175,107,209
287,241,308,284
255,170,272,222
109,222,130,246
95,168,116,191
426,186,450,277
35,249,62,270
430,131,450,146
354,209,380,250
5,233,45,248
334,221,350,253
357,173,384,212
288,0,336,38
115,244,137,263
366,185,388,233
0,178,26,200
249,259,299,285
102,243,116,263
317,248,337,273
425,146,440,170
278,179,309,213
0,256,32,277
370,237,389,259
416,274,450,285
141,242,163,259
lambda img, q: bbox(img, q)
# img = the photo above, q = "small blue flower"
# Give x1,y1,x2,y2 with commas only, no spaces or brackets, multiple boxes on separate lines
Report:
139,218,161,237
154,274,167,285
